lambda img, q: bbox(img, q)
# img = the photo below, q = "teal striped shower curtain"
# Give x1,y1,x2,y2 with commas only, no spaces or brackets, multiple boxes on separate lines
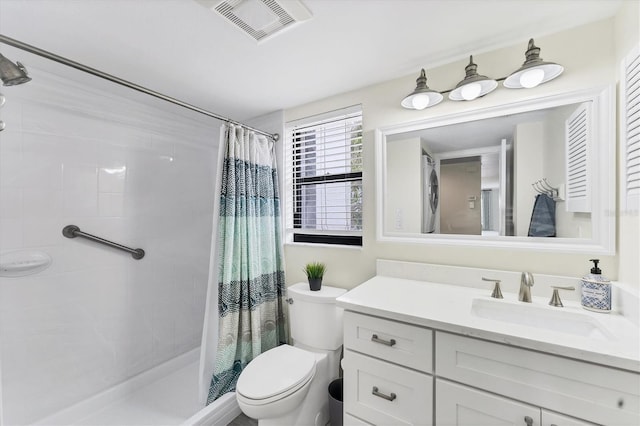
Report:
207,124,289,404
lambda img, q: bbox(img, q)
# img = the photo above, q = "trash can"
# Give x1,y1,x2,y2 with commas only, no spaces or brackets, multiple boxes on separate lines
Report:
328,378,343,426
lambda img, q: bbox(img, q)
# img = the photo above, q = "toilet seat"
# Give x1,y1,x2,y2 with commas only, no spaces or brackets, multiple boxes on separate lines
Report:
236,345,316,405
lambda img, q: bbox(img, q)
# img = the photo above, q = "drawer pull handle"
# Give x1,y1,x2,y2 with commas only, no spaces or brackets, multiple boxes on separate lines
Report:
372,386,396,401
371,334,396,347
524,416,533,426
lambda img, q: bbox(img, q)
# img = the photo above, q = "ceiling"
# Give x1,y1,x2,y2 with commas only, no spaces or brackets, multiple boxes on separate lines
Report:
0,0,622,122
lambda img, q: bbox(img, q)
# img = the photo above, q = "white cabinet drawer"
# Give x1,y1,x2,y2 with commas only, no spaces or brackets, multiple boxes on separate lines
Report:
436,379,540,426
436,332,640,426
542,410,597,426
344,349,433,425
344,413,374,425
344,311,432,373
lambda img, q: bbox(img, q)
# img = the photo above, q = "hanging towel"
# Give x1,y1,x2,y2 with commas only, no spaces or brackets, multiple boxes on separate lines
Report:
528,193,556,237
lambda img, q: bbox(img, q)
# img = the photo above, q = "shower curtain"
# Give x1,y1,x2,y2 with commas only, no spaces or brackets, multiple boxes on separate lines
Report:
207,124,289,404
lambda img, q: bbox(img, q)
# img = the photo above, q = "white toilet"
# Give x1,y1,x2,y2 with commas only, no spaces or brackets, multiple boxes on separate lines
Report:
235,282,346,426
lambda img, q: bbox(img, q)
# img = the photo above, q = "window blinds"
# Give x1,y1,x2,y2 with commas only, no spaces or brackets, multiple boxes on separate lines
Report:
287,105,363,242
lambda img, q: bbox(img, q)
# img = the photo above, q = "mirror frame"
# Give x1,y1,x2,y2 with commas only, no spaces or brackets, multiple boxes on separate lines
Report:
375,86,615,254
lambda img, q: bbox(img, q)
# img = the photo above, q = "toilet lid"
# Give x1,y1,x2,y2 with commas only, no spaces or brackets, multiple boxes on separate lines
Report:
236,345,316,401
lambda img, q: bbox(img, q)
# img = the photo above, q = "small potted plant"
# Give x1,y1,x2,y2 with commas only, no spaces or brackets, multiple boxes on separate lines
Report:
304,262,326,291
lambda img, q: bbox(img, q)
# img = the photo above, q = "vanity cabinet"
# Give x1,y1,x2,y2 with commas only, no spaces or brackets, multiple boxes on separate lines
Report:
542,411,597,426
342,311,640,426
436,379,541,425
343,312,433,425
436,332,639,426
436,380,597,426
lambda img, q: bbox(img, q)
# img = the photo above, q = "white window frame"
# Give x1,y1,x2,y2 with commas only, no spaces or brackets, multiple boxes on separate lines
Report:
284,105,363,246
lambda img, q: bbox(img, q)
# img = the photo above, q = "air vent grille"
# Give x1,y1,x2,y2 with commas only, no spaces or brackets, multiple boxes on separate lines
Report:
214,0,307,41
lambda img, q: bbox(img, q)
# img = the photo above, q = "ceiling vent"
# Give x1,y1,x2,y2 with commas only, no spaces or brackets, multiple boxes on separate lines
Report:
197,0,312,42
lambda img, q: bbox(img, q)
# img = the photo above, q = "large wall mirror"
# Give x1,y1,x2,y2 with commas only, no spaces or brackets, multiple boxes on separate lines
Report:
375,87,615,254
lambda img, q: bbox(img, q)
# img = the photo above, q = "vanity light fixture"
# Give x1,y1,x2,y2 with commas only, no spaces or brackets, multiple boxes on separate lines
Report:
401,38,563,109
401,69,444,110
449,55,498,101
504,38,564,89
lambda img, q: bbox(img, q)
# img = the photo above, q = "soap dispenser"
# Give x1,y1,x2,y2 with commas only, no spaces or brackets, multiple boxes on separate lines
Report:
580,259,611,313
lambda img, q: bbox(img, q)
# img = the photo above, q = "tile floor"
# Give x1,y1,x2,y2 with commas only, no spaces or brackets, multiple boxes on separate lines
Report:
228,413,257,426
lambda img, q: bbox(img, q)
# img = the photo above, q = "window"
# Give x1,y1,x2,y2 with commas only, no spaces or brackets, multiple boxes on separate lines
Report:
285,105,363,245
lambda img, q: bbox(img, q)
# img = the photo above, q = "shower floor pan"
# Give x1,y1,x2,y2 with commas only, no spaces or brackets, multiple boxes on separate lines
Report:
33,349,240,426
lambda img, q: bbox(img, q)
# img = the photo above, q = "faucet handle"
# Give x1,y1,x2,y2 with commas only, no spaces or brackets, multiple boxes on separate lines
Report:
549,286,575,307
482,277,504,299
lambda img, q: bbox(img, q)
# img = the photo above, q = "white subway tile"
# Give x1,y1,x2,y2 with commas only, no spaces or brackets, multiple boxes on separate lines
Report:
0,188,22,219
0,153,24,188
22,189,63,218
19,157,64,190
98,193,125,217
0,219,23,250
63,190,98,217
98,166,127,193
63,165,98,192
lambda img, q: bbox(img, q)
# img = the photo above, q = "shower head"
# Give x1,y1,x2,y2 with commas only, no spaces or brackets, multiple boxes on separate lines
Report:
0,53,31,86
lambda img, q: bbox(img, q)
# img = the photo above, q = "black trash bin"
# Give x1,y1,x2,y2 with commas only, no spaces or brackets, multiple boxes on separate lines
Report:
328,378,343,426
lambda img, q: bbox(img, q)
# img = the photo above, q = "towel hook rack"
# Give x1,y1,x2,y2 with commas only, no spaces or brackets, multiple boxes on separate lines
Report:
532,178,564,201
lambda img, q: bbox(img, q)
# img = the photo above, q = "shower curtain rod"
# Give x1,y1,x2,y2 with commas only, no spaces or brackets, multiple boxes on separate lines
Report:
0,34,279,141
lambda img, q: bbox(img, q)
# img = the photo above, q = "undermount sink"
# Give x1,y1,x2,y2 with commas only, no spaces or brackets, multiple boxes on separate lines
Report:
470,298,613,341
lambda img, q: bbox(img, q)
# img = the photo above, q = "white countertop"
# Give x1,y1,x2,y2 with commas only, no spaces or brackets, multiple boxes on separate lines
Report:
336,275,640,373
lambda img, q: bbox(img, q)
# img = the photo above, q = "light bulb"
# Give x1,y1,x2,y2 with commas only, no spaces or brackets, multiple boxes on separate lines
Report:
460,83,482,101
411,95,430,110
520,68,545,88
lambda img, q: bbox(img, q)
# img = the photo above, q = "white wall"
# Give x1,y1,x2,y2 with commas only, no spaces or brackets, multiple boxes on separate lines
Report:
385,137,422,233
282,17,632,290
0,54,218,423
514,121,544,236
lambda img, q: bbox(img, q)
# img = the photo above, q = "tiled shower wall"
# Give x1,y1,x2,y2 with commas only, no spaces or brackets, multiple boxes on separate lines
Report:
0,65,218,424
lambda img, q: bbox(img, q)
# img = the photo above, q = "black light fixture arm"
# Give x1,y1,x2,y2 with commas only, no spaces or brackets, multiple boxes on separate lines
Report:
436,76,507,95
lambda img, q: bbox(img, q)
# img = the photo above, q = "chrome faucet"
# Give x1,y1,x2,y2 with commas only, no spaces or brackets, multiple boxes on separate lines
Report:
519,272,534,302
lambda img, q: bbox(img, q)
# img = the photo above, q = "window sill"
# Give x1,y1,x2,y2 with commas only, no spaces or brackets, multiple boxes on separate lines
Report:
284,241,364,251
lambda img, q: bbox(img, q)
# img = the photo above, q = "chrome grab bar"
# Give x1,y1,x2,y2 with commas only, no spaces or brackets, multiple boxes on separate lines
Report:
62,225,145,260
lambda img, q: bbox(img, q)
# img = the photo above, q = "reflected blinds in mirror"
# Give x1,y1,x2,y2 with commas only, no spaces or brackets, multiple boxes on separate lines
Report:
622,43,640,209
565,102,591,213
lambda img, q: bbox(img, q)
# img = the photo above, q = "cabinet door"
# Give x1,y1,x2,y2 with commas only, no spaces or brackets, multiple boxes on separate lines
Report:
344,413,374,425
436,379,540,426
344,350,432,425
436,332,640,425
541,410,597,426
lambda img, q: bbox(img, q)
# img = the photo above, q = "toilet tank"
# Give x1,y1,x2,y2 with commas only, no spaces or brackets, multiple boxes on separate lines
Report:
288,282,347,350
